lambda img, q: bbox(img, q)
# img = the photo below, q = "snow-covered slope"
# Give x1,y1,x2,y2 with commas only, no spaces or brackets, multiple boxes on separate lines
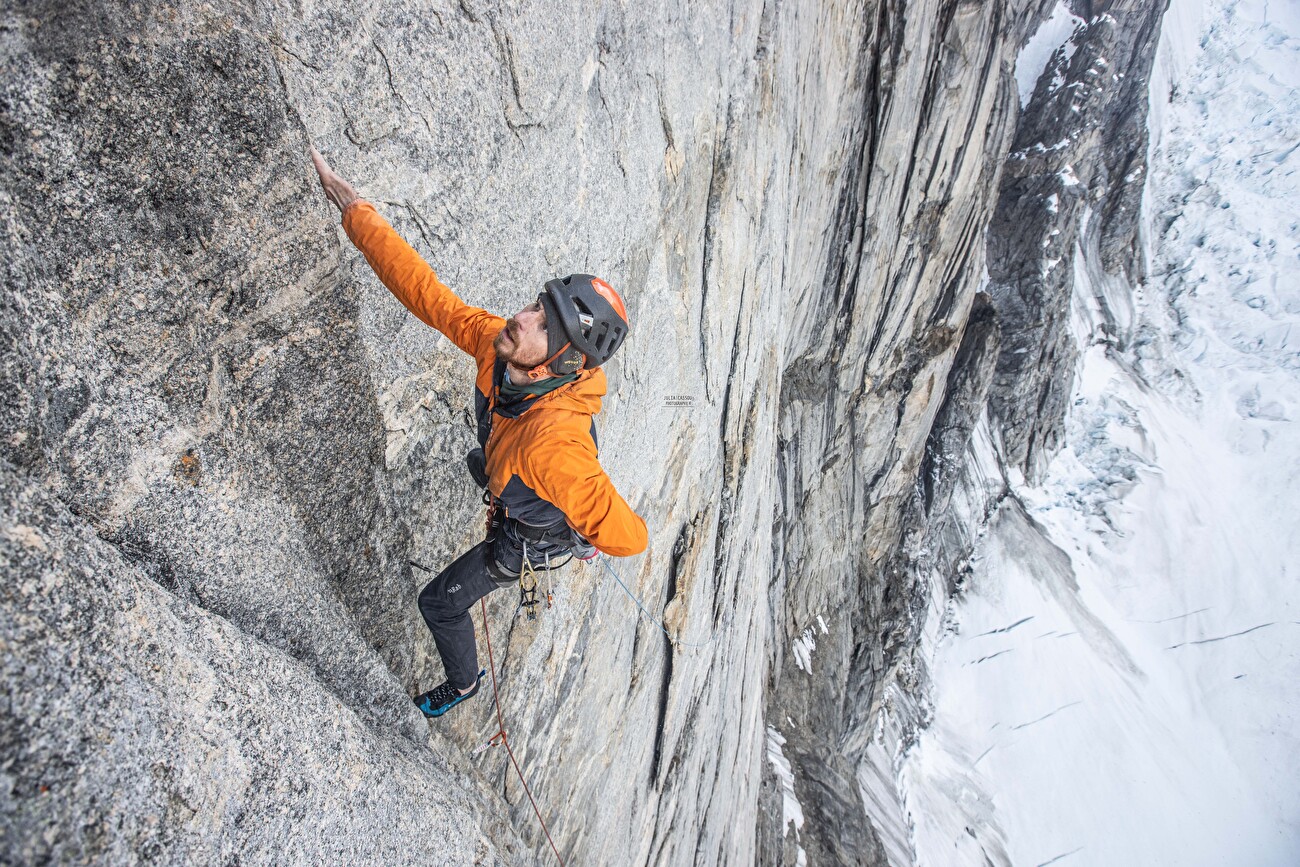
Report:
901,0,1300,863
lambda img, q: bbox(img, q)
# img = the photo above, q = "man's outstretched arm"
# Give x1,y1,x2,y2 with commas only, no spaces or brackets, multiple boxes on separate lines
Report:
311,148,502,358
530,436,648,558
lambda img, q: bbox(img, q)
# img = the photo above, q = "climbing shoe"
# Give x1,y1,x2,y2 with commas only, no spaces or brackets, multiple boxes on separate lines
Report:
414,670,486,718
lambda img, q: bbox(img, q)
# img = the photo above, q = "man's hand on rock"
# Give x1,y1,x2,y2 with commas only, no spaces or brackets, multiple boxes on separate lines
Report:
310,147,360,213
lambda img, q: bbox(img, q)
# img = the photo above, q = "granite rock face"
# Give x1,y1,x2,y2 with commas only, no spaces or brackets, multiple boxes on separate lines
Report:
1,461,522,864
1,0,1166,864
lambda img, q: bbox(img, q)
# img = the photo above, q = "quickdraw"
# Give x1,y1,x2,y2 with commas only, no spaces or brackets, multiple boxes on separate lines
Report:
471,730,506,757
544,548,554,608
518,539,540,620
515,537,557,620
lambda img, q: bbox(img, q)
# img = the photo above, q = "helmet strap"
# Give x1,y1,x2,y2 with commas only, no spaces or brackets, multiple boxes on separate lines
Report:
528,341,585,379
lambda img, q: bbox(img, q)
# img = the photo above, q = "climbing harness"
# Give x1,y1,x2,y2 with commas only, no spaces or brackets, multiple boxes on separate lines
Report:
474,596,566,867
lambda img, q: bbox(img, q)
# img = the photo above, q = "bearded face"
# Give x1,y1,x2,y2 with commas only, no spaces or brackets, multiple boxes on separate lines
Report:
493,298,551,370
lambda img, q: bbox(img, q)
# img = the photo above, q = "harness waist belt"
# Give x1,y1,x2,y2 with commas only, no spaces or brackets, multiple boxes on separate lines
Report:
512,519,571,544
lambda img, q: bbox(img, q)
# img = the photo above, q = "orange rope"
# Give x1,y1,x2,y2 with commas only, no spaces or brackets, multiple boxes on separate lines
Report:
479,597,566,867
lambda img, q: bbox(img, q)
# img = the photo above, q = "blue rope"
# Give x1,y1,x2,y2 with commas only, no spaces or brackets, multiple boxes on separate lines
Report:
598,556,714,649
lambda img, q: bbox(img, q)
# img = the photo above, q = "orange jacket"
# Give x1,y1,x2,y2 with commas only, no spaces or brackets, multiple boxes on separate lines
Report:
342,201,647,557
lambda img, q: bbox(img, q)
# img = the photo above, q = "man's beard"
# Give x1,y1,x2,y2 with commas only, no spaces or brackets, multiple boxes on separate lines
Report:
494,321,546,368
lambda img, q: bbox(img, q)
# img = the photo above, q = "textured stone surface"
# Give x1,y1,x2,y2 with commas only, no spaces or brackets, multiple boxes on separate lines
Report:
1,460,521,864
1,0,1168,863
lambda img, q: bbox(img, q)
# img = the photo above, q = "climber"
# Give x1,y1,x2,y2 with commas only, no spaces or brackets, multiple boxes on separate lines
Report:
310,149,648,718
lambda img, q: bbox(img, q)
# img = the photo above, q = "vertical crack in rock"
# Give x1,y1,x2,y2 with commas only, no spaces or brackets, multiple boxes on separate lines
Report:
649,523,688,785
709,273,751,627
698,102,738,402
927,204,984,328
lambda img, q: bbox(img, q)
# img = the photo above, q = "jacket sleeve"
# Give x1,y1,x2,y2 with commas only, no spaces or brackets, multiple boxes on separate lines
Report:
342,201,502,359
529,435,648,557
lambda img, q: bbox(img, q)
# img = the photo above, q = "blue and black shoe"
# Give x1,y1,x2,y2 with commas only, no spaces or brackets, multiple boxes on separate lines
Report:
414,670,486,718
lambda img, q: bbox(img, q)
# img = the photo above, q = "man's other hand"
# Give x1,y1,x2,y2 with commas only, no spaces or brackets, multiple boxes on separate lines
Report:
570,530,598,562
310,147,360,213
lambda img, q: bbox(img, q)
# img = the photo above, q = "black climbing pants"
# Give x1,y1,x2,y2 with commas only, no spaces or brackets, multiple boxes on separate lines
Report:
417,542,510,691
417,520,574,691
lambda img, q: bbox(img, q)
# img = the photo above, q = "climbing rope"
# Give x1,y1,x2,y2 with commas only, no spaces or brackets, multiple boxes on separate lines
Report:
477,596,566,867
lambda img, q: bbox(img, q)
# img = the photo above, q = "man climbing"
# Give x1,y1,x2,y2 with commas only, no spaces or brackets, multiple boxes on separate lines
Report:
311,149,648,718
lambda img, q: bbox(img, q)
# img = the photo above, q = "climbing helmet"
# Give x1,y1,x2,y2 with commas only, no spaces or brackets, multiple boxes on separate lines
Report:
535,274,629,376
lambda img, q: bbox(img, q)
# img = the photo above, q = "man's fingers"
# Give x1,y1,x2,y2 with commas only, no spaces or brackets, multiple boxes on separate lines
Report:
309,147,359,212
309,148,340,188
310,147,335,181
